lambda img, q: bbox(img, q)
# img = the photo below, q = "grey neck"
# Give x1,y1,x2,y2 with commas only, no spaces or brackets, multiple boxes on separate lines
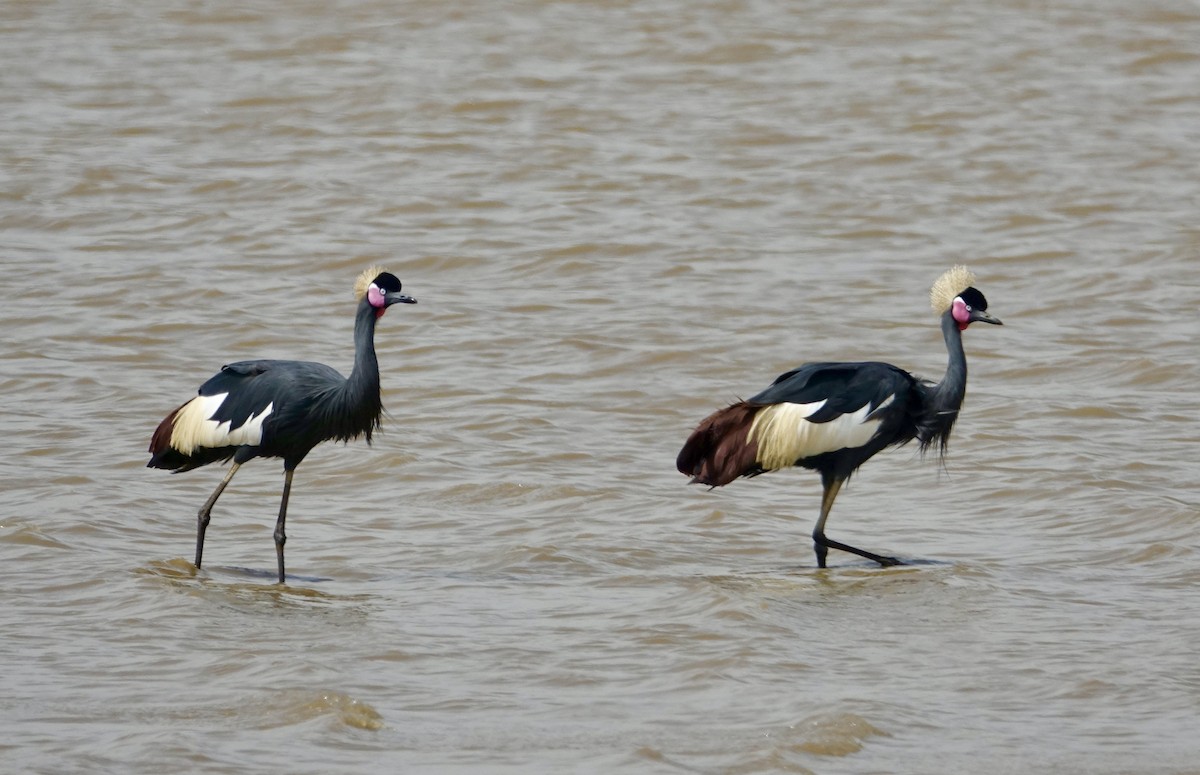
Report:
932,309,968,416
345,300,381,396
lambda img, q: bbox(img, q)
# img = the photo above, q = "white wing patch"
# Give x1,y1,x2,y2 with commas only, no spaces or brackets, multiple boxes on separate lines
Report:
749,396,892,471
169,392,274,454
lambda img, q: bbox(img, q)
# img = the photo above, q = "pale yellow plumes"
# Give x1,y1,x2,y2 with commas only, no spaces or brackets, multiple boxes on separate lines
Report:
353,265,388,300
169,394,222,455
748,400,884,470
168,393,274,454
929,265,976,314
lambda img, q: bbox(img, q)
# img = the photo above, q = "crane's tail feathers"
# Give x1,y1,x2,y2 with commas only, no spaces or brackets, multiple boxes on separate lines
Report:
147,401,187,464
676,402,761,487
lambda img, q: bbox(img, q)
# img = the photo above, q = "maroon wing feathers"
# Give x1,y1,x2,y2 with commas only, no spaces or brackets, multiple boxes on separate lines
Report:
675,402,761,487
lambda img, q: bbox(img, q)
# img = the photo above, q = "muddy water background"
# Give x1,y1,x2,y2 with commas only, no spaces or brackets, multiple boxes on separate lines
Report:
3,1,1200,773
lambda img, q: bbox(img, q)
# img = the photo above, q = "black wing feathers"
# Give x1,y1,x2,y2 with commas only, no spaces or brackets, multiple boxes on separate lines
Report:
200,359,347,437
198,361,282,434
750,362,915,423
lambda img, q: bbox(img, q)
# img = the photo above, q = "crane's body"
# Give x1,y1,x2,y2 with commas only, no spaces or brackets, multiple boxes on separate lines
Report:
148,267,416,583
149,356,381,473
676,266,1001,568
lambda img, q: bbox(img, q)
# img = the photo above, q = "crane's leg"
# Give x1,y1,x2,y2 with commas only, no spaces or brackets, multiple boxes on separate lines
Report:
195,462,241,570
273,469,294,584
811,473,901,568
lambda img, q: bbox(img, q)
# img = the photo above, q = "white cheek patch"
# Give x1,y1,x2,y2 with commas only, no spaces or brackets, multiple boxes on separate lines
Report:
749,397,890,471
169,393,274,454
367,283,386,308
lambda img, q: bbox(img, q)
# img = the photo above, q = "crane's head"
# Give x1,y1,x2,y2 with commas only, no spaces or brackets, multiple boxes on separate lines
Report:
930,265,1002,331
355,266,417,318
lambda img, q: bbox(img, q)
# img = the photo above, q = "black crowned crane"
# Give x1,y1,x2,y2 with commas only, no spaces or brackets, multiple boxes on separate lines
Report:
676,266,1001,568
148,267,417,583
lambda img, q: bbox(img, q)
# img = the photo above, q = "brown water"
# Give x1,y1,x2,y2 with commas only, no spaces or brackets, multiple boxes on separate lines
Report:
3,1,1199,773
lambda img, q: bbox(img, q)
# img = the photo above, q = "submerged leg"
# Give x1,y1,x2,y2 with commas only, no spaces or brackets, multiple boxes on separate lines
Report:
811,473,901,568
273,469,294,584
195,462,241,569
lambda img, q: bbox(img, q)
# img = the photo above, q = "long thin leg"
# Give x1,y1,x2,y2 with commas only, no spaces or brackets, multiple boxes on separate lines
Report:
195,462,241,569
811,474,901,568
273,469,294,584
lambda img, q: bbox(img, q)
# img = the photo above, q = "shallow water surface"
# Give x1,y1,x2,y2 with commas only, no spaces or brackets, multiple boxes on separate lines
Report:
3,1,1200,773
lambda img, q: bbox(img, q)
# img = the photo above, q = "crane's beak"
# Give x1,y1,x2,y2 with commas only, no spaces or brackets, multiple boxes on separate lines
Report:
385,292,417,306
970,309,1002,326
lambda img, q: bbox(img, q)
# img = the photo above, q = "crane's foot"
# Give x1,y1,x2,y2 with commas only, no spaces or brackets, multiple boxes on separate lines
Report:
838,552,903,568
814,533,903,568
